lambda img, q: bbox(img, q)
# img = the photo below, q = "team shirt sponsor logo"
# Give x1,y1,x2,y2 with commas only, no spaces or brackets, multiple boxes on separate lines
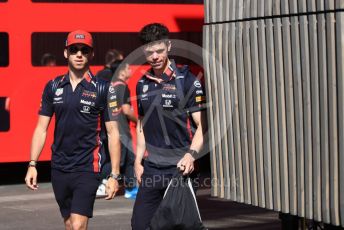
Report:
163,99,173,108
110,95,117,100
80,105,91,113
82,90,97,99
196,96,206,102
142,85,149,93
141,94,148,101
80,99,95,106
75,34,85,39
109,101,117,108
194,81,202,88
162,93,176,99
109,86,115,93
195,90,203,95
162,84,176,91
53,96,63,104
176,75,184,79
55,88,63,96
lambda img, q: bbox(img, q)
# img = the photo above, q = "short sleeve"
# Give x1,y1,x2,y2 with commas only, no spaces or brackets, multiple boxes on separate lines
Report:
184,72,206,114
124,86,131,105
106,82,119,122
116,83,131,106
38,80,54,117
136,80,144,117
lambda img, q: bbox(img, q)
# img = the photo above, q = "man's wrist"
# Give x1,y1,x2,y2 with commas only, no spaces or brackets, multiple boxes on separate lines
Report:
107,172,122,181
186,149,198,158
134,158,143,165
28,160,37,167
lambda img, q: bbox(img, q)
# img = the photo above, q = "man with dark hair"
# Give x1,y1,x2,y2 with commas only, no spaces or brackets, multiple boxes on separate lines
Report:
25,30,121,230
96,49,124,81
138,22,169,44
96,60,138,199
131,23,207,230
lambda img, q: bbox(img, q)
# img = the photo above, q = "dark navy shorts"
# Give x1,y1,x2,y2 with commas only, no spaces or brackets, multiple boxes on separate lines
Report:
51,169,100,218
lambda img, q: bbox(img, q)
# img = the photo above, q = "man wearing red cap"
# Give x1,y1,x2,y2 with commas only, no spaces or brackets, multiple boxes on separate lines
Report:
25,30,121,230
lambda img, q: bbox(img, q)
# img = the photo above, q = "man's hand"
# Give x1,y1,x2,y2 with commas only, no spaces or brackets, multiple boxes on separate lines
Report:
105,178,119,200
177,153,195,175
134,161,144,184
25,167,39,190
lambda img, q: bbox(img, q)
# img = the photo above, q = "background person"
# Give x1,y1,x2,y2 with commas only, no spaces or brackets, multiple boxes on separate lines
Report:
96,60,138,199
96,49,124,81
40,52,57,66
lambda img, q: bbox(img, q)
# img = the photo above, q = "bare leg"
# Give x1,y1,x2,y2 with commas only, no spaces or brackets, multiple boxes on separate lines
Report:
70,213,89,230
64,217,72,230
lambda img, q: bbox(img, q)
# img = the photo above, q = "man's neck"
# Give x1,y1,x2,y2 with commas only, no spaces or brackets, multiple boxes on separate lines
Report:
117,76,126,82
69,68,89,84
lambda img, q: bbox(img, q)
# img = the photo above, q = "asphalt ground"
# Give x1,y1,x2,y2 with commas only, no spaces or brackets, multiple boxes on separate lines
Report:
0,182,281,230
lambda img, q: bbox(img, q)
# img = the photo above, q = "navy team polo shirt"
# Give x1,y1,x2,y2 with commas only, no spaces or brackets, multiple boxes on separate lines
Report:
136,62,206,166
39,72,111,173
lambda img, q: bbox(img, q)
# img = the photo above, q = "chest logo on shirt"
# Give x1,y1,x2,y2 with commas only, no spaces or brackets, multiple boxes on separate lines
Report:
82,90,97,99
142,85,149,93
80,99,95,106
80,105,91,113
163,99,173,108
162,93,176,99
141,94,148,101
162,84,176,91
55,88,63,96
53,97,63,104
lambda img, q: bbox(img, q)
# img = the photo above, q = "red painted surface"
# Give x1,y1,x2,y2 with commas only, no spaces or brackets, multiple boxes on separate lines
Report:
0,1,203,162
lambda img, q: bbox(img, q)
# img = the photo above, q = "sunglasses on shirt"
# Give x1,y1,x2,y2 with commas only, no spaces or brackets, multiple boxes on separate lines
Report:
68,45,92,55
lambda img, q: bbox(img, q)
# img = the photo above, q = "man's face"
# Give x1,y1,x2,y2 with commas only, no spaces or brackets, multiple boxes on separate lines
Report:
119,64,132,80
64,44,93,70
143,41,170,71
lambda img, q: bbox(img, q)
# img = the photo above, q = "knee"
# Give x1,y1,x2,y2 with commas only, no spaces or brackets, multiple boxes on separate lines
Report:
64,218,72,230
71,220,86,230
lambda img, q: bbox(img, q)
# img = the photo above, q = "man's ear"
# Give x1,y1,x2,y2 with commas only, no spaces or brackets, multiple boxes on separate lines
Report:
64,48,68,59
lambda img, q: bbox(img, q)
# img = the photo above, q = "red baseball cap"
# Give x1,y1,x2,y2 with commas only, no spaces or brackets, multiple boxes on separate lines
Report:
65,30,93,48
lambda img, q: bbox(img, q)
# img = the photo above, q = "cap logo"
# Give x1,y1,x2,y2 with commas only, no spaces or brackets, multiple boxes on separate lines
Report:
75,34,85,39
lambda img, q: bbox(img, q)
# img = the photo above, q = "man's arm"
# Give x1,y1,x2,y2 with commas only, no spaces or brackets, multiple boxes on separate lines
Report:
121,84,137,123
134,118,146,184
189,110,207,153
177,110,207,175
25,115,51,190
122,104,138,123
104,121,121,200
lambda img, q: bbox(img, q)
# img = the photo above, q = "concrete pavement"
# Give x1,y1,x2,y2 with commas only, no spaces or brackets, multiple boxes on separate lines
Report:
0,182,281,230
